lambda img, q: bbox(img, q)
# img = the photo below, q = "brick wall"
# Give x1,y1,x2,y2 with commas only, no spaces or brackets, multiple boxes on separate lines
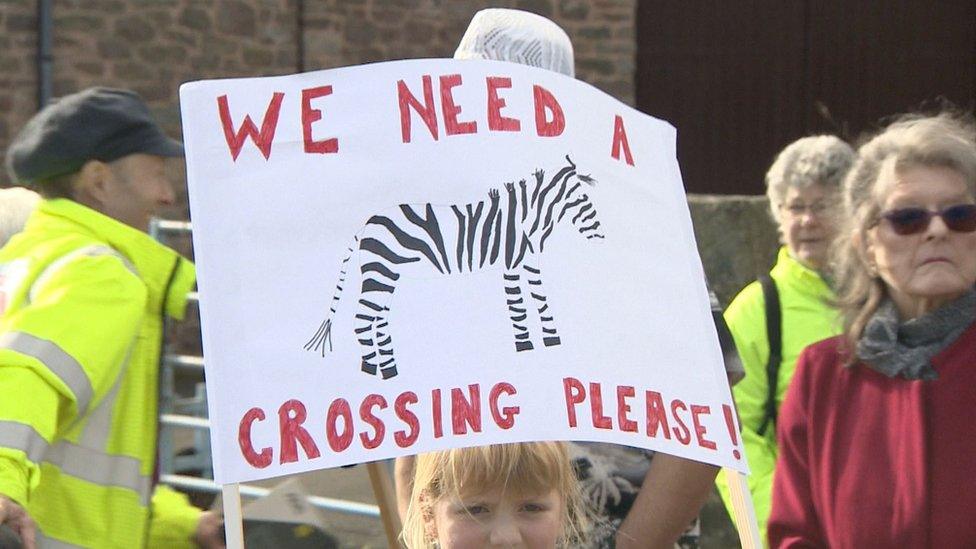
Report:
302,0,636,102
0,0,41,176
0,0,636,193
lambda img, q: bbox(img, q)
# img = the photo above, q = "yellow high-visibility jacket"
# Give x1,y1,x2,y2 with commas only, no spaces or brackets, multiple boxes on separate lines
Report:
715,247,840,546
0,198,200,548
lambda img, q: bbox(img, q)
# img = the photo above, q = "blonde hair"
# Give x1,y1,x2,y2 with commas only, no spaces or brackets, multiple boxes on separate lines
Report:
401,442,591,548
765,135,855,223
833,112,976,358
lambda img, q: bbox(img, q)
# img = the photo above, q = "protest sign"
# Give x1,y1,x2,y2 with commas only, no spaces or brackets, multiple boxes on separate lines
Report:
180,58,747,485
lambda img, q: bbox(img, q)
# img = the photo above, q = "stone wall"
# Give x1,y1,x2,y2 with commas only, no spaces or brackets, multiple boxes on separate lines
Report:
689,194,780,306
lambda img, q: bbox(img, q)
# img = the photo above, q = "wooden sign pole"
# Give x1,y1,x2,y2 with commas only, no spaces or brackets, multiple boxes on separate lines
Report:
725,468,762,549
222,482,245,549
367,461,405,548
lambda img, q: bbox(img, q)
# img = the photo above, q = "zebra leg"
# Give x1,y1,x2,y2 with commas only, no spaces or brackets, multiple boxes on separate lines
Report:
355,308,381,376
357,285,398,378
524,263,561,347
374,313,399,379
504,270,534,351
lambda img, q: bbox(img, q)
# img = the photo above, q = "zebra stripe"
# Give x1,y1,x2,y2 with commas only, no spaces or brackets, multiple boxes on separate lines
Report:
572,203,593,224
541,177,569,230
539,223,556,252
401,204,452,272
361,262,400,280
368,215,444,272
579,220,601,234
452,206,466,272
519,180,529,222
530,165,574,234
558,191,585,222
362,279,395,294
360,238,419,265
479,192,501,268
465,203,483,271
504,184,517,267
358,299,387,312
490,211,502,265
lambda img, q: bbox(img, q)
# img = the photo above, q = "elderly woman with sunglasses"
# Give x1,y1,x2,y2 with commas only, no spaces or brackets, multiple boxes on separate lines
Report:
769,113,976,548
715,135,854,542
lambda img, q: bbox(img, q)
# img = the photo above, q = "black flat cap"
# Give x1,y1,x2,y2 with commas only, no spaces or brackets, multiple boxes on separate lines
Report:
5,87,183,186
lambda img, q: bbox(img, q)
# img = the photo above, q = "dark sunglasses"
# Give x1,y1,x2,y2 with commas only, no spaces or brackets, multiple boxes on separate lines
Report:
879,204,976,235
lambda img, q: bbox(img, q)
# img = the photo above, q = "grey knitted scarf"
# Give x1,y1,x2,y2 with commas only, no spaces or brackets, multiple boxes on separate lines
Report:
855,289,976,381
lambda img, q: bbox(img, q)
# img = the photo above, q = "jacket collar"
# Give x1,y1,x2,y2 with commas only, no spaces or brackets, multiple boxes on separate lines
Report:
770,246,832,298
31,199,196,318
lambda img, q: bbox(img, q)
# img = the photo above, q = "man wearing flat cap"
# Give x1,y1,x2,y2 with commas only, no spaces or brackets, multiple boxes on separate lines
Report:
0,88,222,548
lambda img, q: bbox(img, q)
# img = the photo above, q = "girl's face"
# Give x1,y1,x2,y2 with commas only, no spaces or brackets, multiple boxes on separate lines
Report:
432,487,563,548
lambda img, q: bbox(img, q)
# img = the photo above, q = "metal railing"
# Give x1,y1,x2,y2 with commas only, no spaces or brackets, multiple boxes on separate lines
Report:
150,218,381,518
161,474,381,517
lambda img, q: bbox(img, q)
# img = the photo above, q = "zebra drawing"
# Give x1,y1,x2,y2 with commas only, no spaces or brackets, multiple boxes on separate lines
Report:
304,155,604,379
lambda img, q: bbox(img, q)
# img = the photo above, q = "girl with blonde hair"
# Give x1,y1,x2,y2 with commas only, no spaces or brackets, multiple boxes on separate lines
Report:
402,442,592,548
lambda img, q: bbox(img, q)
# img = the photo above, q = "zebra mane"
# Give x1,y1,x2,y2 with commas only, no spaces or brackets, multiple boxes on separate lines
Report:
529,162,575,210
530,169,545,207
562,155,597,187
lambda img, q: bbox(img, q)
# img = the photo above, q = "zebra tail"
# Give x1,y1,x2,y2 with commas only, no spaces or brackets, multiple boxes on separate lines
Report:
304,235,359,357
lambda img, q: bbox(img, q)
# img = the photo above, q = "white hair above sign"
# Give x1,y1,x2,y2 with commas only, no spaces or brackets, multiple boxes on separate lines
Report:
180,58,745,485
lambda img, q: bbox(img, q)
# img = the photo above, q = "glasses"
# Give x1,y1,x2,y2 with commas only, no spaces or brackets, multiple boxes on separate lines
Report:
878,204,976,235
782,202,832,216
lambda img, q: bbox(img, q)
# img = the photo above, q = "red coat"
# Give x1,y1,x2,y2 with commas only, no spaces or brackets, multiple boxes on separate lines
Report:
768,322,976,548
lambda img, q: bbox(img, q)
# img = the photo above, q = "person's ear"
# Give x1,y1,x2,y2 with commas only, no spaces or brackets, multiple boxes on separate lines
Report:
71,160,112,208
421,493,438,543
853,229,879,277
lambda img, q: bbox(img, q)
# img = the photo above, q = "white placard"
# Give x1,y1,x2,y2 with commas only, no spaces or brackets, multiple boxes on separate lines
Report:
180,59,748,484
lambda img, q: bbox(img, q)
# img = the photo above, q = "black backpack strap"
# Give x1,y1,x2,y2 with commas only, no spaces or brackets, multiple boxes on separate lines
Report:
756,273,782,437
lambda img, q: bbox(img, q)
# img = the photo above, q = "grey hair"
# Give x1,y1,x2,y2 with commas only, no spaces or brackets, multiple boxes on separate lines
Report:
0,187,40,247
766,135,855,223
833,112,976,358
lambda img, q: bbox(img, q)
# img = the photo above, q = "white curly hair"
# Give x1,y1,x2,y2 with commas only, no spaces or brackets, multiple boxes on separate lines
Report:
0,187,39,247
765,135,856,223
454,8,575,78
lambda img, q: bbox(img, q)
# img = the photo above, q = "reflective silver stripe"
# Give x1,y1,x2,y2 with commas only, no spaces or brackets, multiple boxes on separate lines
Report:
0,332,93,416
36,530,85,549
45,441,151,503
76,343,131,450
76,375,119,450
29,244,139,304
0,420,48,463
